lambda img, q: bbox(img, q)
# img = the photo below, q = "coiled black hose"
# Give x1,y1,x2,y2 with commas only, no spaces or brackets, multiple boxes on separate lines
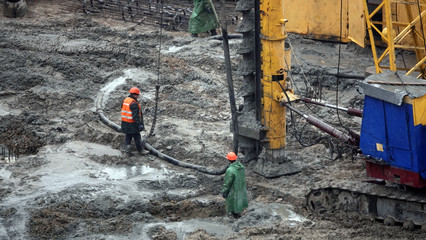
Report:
95,90,227,175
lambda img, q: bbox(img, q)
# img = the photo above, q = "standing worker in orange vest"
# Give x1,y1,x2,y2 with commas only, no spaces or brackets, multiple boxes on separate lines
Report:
121,87,149,156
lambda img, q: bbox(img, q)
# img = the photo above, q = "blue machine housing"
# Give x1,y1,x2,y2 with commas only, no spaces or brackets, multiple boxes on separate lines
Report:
360,95,426,179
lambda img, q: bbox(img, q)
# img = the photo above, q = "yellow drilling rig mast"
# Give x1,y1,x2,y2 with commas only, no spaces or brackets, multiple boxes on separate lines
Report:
259,0,290,157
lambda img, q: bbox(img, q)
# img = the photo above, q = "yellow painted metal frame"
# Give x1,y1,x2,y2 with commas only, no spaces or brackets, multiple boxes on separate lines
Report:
260,0,288,149
412,94,426,125
363,0,426,78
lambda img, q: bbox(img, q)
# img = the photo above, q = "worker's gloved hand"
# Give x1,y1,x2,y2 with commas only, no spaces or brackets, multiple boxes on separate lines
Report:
222,192,228,198
139,124,145,131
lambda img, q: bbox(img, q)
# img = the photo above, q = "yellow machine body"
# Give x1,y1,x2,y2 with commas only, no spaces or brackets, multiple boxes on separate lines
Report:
283,0,426,78
283,0,365,47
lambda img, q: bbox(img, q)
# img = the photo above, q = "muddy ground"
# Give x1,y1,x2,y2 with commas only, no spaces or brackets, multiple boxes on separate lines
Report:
1,0,426,239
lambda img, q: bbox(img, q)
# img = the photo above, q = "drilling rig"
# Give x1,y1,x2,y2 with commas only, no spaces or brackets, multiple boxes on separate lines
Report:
233,0,426,228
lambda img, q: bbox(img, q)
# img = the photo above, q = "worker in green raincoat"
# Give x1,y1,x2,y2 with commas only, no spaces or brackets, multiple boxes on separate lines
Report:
188,0,219,37
221,152,248,218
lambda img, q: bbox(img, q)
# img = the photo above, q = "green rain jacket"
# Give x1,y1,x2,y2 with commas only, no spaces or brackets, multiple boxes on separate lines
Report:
221,161,248,213
188,0,219,34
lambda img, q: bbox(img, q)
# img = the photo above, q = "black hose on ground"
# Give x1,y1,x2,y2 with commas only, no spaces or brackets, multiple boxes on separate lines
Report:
95,90,227,175
144,143,228,175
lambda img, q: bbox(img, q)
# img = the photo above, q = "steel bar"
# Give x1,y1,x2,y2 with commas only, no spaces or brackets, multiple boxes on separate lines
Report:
367,80,426,85
301,98,363,117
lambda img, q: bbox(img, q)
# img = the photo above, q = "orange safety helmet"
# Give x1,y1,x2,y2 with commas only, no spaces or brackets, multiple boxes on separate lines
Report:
129,87,140,95
226,152,237,161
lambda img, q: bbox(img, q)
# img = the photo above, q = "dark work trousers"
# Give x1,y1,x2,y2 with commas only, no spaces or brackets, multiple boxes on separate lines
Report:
125,133,143,151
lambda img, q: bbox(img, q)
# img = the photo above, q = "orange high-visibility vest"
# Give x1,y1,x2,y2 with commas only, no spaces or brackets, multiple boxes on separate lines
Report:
121,97,141,123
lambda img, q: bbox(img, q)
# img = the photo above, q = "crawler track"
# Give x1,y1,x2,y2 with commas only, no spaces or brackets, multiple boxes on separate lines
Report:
306,180,426,229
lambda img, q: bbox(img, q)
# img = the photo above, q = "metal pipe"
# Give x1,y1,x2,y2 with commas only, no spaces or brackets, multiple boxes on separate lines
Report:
301,98,363,117
208,34,243,40
326,72,365,80
285,103,358,146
